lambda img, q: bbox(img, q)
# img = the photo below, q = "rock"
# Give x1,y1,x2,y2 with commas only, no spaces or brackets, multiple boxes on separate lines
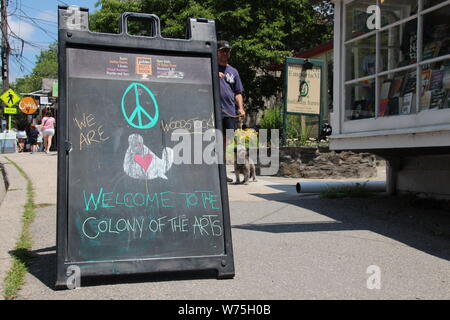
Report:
272,147,381,179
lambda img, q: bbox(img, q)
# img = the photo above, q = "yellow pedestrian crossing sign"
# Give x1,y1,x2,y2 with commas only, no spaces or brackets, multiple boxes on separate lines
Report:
1,89,21,107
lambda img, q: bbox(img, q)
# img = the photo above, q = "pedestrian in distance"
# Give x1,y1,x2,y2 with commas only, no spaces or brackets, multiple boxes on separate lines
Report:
16,125,27,152
28,124,39,154
217,40,245,182
40,108,56,154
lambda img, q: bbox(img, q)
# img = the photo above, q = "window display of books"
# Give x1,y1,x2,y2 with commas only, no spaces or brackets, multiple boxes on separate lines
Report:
376,68,450,116
419,68,450,111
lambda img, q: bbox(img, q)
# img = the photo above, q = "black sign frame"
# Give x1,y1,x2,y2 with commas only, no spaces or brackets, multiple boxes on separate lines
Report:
56,6,234,288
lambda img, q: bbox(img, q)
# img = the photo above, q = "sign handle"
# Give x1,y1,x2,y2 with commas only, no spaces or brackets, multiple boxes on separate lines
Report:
119,12,161,37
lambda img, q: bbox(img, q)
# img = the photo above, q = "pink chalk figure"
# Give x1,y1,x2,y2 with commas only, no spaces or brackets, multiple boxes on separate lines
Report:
124,134,174,180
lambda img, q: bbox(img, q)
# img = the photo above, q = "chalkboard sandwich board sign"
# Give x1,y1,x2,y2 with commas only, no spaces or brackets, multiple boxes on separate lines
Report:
56,6,234,288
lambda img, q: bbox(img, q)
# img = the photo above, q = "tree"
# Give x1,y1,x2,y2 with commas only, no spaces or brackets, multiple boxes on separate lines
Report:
90,0,333,114
13,42,58,95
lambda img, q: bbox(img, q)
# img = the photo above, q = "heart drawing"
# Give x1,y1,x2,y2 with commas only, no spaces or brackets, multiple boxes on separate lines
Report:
133,154,153,171
123,134,174,180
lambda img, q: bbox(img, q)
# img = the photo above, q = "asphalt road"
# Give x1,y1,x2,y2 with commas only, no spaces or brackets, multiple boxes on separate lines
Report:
1,152,449,300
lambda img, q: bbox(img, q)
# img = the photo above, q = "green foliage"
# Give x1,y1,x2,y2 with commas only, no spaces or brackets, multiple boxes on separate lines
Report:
33,43,58,79
3,158,36,300
259,106,283,130
320,184,374,199
12,42,58,94
89,0,334,113
90,0,142,34
259,106,305,143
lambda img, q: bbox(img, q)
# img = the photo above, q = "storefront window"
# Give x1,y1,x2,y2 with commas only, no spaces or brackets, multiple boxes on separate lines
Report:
424,0,447,9
420,4,450,111
345,0,376,41
418,61,450,111
378,69,416,117
345,79,375,120
379,20,417,72
422,4,450,61
380,0,417,28
343,0,450,121
345,34,376,80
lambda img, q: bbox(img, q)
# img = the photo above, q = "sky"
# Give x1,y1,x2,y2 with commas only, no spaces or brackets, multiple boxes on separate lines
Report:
6,0,99,82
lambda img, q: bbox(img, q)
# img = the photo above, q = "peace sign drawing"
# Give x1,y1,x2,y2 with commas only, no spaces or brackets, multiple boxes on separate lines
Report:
121,83,159,129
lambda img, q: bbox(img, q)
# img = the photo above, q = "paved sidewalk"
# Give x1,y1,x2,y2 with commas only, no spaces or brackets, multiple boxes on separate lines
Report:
0,156,27,300
1,151,449,300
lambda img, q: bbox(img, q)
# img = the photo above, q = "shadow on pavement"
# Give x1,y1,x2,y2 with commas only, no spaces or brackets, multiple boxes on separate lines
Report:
233,186,450,262
12,182,450,291
8,246,57,291
11,247,222,291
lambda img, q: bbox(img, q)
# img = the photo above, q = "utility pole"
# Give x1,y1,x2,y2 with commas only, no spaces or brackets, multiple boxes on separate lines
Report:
1,0,8,92
1,0,9,130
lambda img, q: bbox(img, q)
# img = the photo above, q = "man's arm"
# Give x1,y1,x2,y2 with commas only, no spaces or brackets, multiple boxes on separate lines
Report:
235,93,245,117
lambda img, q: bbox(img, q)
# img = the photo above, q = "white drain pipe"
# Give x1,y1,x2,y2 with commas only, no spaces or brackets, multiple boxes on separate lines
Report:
296,180,386,193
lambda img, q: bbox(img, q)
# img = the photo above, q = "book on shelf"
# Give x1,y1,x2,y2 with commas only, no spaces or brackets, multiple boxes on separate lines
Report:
379,99,389,116
422,41,441,61
388,97,399,115
419,91,431,111
378,81,391,117
443,89,450,109
420,70,432,96
430,89,446,109
400,92,414,114
380,80,392,100
402,71,417,95
389,75,404,98
443,70,450,90
429,70,444,91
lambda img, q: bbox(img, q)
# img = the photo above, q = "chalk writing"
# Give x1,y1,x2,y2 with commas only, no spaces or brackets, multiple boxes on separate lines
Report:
73,113,110,150
82,187,221,212
81,214,223,240
161,113,215,133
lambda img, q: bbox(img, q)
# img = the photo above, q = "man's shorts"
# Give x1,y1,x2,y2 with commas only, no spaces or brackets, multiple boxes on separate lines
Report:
222,117,236,131
222,117,236,144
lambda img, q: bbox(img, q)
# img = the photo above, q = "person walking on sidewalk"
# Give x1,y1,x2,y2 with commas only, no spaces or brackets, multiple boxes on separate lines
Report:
218,40,245,182
40,108,56,154
28,124,39,154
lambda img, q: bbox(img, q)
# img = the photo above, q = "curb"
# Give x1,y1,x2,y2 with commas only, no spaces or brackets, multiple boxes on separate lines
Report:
0,162,9,205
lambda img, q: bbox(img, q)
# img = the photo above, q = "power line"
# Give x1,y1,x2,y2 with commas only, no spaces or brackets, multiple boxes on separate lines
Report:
14,14,57,25
17,8,57,41
12,55,33,75
8,24,48,50
6,0,18,16
13,2,58,25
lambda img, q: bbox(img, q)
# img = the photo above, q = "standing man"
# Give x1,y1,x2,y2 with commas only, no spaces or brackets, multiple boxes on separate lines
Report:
217,40,245,182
